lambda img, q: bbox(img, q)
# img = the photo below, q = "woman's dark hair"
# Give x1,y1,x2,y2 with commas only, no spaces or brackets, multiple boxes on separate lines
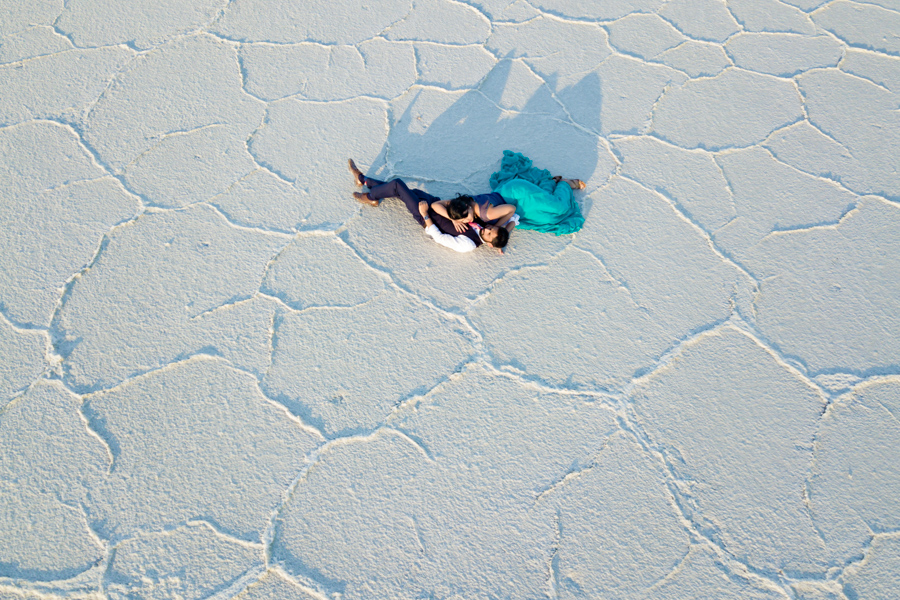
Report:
490,227,509,249
447,195,473,220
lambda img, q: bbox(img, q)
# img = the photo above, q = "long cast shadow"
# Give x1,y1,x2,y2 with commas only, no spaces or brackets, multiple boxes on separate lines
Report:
371,58,605,219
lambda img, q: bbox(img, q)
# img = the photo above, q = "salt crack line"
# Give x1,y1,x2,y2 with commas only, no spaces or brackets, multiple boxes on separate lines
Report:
691,315,828,397
375,1,415,40
834,64,894,94
0,43,131,68
614,395,795,595
547,509,563,599
760,203,860,241
0,305,51,333
645,79,682,134
182,232,297,323
244,111,295,185
479,359,619,403
118,122,227,174
641,544,695,595
385,362,478,423
77,46,148,126
204,565,269,600
120,355,328,441
0,373,61,417
622,317,740,395
615,173,761,289
653,13,739,49
465,238,575,308
760,133,862,197
257,289,384,316
809,0,900,22
76,399,115,475
802,114,858,160
802,477,830,547
260,426,429,567
568,244,653,314
513,57,611,138
335,230,485,344
226,566,332,600
41,117,153,211
204,202,296,239
46,211,144,363
532,435,615,505
94,518,269,558
206,170,303,235
38,173,125,193
873,394,900,429
713,550,796,598
0,561,107,599
234,43,269,104
766,201,859,236
242,368,326,441
73,353,230,397
207,0,241,30
798,531,900,592
165,315,328,442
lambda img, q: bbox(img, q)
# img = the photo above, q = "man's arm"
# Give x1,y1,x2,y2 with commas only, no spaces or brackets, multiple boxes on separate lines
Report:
418,201,477,253
501,213,520,232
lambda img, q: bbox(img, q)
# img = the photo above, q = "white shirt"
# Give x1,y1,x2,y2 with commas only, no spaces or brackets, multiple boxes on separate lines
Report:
425,224,477,252
423,213,519,253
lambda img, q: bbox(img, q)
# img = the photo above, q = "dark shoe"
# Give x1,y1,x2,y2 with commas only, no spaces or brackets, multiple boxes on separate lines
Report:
353,191,379,207
348,159,365,186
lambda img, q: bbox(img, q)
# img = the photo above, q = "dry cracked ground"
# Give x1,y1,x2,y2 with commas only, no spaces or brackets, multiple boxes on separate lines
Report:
1,0,899,598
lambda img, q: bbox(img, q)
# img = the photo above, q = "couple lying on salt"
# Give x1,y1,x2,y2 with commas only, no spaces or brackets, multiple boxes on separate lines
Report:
349,150,585,254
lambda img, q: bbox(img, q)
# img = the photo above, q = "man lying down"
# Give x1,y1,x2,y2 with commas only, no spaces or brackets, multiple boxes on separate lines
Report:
348,152,585,254
347,159,514,253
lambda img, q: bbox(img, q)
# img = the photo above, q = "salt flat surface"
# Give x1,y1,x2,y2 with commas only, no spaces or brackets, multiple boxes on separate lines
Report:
1,0,898,598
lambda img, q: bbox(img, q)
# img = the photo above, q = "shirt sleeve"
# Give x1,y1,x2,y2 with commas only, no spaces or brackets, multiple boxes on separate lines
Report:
425,224,477,253
503,213,520,226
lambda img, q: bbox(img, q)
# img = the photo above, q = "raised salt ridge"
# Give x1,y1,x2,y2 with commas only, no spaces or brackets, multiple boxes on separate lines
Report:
2,0,899,596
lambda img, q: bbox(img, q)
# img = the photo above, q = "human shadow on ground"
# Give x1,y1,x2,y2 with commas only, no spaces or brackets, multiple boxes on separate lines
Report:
371,57,610,217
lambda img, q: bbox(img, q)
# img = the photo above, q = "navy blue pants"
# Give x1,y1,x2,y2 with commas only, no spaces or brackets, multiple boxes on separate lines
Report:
363,177,469,241
364,176,434,226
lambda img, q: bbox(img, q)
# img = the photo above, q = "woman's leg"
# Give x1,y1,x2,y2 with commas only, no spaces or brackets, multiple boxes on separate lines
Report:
552,175,586,190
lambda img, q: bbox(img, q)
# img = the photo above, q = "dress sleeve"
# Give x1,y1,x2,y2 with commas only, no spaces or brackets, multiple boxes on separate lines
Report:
425,224,477,253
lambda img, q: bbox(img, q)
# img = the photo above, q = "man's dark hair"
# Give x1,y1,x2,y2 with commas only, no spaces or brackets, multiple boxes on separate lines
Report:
447,195,473,220
490,227,509,249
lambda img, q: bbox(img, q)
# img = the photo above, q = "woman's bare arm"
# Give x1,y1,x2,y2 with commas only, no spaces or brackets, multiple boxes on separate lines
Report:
431,199,468,232
484,202,516,222
430,200,452,220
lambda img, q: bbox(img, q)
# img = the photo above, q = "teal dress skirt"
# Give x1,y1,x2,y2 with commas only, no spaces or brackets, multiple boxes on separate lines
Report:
489,150,585,235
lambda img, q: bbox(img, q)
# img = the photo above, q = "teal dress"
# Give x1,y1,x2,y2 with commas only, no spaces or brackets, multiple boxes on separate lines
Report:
489,150,585,235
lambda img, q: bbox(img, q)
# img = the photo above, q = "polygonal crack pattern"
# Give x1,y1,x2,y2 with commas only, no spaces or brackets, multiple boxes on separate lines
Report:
1,0,899,597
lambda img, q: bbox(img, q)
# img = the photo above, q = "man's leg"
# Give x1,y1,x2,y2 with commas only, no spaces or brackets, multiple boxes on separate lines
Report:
367,179,439,227
360,175,384,188
367,178,474,240
349,159,380,188
349,162,459,233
